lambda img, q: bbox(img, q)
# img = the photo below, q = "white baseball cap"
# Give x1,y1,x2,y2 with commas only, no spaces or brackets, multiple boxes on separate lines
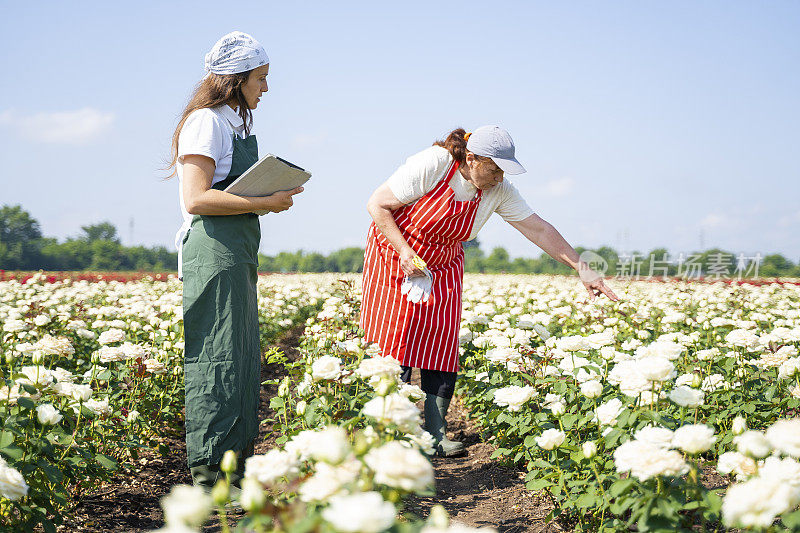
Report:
466,125,526,175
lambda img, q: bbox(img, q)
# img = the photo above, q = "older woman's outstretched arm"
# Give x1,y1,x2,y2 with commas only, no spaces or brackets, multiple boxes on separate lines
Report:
509,214,620,301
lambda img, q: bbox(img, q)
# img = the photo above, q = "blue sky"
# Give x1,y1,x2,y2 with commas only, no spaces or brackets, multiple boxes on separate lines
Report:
1,1,798,261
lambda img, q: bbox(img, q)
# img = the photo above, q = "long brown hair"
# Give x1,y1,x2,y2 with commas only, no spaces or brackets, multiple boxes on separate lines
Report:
166,71,253,177
433,128,492,166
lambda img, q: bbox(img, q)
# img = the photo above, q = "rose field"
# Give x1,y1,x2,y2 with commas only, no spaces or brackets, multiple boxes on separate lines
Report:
1,272,800,532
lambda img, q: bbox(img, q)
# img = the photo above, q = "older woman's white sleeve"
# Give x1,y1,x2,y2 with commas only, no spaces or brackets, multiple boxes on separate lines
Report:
386,146,451,205
178,109,227,164
495,180,535,222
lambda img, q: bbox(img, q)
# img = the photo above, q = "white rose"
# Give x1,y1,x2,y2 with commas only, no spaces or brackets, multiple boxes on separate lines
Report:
722,476,798,528
98,328,126,345
364,441,434,492
356,356,402,379
311,355,343,381
778,357,800,379
18,365,54,387
535,428,566,451
307,426,351,465
672,424,716,455
668,386,704,408
492,385,537,412
636,357,675,382
734,431,771,459
299,460,360,502
695,348,719,361
594,398,624,426
321,491,396,533
700,374,726,393
633,426,674,449
160,484,212,527
613,440,688,481
84,398,112,416
36,404,63,425
765,418,800,458
580,380,603,398
144,358,167,374
0,460,29,500
362,393,421,431
635,341,683,360
244,450,300,485
717,451,757,479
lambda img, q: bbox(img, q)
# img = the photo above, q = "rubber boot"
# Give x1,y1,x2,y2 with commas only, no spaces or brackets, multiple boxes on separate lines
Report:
190,462,223,491
423,394,466,457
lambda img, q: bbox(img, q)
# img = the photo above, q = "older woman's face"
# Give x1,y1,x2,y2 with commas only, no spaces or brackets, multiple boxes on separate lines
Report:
466,153,504,190
242,64,270,109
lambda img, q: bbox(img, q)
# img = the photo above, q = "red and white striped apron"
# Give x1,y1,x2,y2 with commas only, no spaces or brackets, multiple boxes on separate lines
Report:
360,160,482,372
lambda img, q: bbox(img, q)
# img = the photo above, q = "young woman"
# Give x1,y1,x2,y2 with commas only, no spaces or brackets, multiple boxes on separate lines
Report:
168,31,303,491
361,126,618,457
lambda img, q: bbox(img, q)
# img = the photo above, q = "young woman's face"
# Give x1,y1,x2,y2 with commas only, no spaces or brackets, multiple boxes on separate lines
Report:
242,64,270,109
466,153,504,190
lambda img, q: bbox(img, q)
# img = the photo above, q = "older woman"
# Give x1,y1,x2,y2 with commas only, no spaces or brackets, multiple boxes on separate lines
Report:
361,126,618,457
169,31,303,492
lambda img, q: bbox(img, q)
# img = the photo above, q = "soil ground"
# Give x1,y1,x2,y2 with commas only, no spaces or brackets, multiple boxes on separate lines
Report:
57,328,557,532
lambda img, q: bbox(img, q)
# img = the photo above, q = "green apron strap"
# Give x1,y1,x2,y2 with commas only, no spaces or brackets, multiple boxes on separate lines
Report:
212,134,259,191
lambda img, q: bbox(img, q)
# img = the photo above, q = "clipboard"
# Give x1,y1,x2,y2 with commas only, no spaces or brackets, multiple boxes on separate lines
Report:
224,154,312,215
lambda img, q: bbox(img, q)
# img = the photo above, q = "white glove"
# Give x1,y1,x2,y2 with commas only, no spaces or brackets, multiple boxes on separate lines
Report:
400,269,433,304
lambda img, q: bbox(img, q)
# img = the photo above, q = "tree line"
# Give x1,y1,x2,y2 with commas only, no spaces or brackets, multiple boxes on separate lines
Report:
2,204,799,278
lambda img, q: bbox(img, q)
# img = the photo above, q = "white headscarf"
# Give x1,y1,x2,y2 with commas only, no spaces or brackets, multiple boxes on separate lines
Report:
204,31,269,75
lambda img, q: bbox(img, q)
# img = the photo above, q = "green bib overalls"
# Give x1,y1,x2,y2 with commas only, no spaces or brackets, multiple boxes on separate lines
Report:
181,133,261,486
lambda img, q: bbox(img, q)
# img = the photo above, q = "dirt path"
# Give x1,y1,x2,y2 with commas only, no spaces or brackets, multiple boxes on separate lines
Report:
404,392,560,533
58,328,557,532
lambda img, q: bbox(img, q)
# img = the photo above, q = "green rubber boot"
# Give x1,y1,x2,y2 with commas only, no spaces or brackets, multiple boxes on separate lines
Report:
423,394,466,457
190,439,256,509
190,462,223,490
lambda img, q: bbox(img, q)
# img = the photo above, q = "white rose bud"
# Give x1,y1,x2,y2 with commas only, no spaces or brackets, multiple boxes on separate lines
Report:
296,400,307,416
691,374,703,388
375,376,395,397
278,377,290,397
732,416,747,435
580,380,603,398
240,477,266,511
211,480,229,506
582,441,597,459
427,505,450,528
220,450,238,474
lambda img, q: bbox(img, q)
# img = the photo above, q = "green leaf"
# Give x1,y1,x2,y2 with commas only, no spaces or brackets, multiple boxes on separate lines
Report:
0,431,13,448
1,444,23,460
609,478,635,497
526,478,550,491
96,454,118,470
17,397,36,410
21,383,39,395
575,493,596,509
781,508,800,529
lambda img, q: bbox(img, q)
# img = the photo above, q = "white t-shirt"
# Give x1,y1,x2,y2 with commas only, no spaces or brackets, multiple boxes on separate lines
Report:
387,146,534,241
174,105,252,251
